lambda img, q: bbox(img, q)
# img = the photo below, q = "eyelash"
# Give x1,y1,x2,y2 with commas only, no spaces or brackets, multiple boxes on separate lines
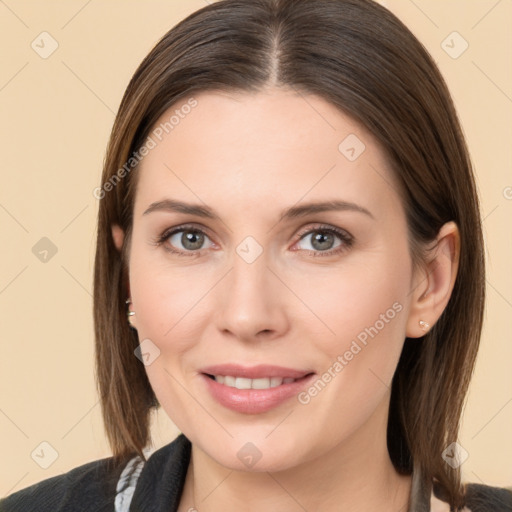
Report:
153,223,354,258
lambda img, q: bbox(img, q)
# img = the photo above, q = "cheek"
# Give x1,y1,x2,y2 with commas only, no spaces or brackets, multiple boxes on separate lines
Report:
129,249,213,345
128,223,413,428
286,248,410,352
288,248,411,410
128,252,215,432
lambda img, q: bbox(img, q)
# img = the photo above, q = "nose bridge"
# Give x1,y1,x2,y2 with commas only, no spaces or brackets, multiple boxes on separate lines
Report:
228,242,272,314
215,238,287,339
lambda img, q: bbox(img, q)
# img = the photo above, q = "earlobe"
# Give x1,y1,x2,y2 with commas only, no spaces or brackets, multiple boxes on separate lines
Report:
111,224,125,252
406,221,460,338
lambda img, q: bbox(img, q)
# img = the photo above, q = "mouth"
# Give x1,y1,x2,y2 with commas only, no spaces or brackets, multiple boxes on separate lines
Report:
199,364,316,414
203,373,310,389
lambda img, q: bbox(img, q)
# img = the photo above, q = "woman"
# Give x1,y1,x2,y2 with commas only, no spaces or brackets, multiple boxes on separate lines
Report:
2,0,511,510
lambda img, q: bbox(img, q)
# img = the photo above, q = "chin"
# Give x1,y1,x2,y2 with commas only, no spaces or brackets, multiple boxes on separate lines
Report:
193,430,311,473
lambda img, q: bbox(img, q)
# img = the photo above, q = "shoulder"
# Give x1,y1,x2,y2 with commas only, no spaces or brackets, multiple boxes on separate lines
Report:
128,433,191,509
0,455,126,512
0,434,192,512
434,480,512,512
464,482,512,512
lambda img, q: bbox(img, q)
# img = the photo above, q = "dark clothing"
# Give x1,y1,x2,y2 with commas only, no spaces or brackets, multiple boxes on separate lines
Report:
1,433,511,511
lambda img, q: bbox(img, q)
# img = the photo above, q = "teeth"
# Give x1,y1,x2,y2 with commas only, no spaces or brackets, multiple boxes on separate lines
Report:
212,375,298,389
270,377,282,387
235,377,252,389
252,377,271,389
224,376,236,387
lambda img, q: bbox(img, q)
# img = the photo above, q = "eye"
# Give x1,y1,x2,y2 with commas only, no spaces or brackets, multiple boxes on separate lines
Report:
294,225,353,256
156,225,214,256
154,223,353,258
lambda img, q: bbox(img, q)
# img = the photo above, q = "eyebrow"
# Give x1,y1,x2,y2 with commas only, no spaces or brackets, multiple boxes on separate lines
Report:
142,199,374,221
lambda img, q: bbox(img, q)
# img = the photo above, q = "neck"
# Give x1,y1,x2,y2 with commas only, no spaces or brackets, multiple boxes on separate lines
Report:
179,399,412,512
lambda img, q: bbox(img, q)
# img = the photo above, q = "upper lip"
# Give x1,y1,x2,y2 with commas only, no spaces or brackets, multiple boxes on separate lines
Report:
200,364,314,380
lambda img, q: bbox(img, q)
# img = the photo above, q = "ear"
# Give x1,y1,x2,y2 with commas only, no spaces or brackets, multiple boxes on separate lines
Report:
111,224,125,252
111,224,132,301
406,221,460,338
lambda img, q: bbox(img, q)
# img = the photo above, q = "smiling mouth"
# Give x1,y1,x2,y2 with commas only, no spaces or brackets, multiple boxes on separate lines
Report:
204,373,314,390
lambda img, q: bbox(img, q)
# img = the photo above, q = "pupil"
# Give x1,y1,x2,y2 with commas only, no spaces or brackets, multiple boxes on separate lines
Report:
312,231,333,251
183,231,204,250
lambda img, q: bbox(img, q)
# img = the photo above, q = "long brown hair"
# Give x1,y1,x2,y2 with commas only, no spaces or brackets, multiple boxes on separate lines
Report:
93,0,485,508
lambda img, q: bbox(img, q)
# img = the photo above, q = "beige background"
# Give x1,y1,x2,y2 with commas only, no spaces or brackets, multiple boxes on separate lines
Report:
1,0,511,496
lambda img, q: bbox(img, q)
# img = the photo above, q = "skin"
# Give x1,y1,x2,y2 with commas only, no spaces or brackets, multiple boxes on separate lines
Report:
112,87,460,512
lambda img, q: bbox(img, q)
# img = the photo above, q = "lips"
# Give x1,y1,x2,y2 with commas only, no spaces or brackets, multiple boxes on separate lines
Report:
199,364,316,414
209,375,297,390
200,363,312,380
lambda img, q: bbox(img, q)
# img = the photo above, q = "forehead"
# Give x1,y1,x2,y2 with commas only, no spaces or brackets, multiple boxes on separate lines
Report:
133,88,403,221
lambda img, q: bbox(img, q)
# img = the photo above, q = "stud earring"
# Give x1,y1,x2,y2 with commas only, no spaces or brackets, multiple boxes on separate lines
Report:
419,319,430,332
126,298,136,329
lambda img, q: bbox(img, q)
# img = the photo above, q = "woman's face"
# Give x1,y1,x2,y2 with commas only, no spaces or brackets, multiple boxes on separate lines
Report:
124,88,421,471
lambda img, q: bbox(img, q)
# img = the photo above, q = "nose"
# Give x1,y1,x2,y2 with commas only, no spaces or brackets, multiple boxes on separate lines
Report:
215,248,290,343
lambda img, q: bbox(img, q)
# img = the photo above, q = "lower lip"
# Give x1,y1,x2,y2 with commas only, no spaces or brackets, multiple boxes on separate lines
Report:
200,373,315,414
